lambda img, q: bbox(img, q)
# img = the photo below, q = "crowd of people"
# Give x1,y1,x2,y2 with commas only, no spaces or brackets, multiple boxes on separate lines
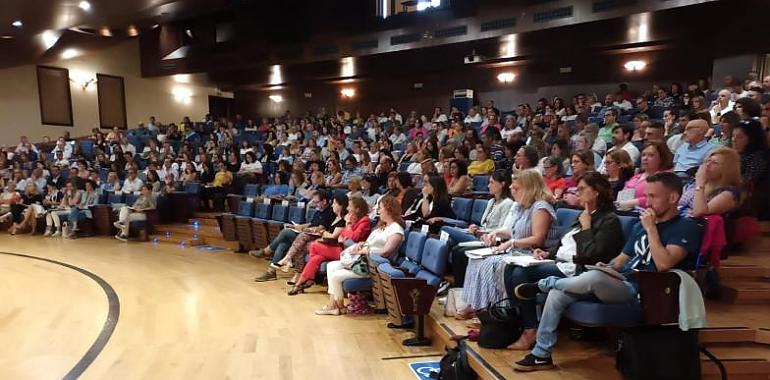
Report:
1,73,768,372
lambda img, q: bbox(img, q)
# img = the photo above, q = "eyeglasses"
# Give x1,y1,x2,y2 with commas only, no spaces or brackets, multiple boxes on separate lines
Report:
604,160,616,165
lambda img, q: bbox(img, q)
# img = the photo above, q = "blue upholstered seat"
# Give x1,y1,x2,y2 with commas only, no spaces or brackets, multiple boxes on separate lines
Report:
414,238,449,287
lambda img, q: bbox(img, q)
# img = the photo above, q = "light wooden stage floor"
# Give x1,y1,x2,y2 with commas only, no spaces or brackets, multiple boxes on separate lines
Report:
0,236,439,380
1,234,768,380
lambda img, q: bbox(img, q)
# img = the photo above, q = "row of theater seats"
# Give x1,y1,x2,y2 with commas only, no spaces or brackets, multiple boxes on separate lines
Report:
222,181,696,329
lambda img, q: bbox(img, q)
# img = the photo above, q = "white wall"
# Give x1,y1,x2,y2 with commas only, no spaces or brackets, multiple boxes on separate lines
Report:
0,39,231,145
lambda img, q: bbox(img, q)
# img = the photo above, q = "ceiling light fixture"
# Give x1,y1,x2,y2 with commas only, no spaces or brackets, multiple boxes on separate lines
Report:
127,25,138,37
624,60,646,72
0,35,13,40
269,94,283,103
78,1,91,11
61,48,80,59
497,72,515,83
99,27,112,37
12,21,23,28
340,88,356,98
340,56,355,78
40,30,61,50
269,65,283,86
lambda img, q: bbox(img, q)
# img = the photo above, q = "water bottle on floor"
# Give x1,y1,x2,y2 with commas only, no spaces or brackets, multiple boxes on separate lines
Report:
62,222,69,237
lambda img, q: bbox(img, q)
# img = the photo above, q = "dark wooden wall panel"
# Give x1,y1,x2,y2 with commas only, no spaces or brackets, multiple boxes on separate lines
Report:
36,66,73,126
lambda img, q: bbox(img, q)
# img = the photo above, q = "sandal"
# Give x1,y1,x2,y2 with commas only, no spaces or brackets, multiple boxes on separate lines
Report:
287,280,313,296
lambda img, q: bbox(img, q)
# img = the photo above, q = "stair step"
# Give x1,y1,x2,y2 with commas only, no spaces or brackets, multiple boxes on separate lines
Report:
188,218,219,227
720,281,770,304
719,265,770,280
155,224,222,239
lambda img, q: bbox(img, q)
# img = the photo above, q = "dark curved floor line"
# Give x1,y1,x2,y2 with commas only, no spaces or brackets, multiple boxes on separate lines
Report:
0,252,120,380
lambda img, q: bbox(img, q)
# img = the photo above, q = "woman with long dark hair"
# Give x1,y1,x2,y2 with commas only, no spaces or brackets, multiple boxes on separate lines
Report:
405,175,456,233
504,172,622,349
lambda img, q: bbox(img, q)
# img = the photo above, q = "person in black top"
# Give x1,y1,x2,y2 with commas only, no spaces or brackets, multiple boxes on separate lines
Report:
8,182,44,234
253,189,335,282
405,174,457,233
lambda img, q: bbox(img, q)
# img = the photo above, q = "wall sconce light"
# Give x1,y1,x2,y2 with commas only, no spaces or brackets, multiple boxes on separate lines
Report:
497,72,515,83
340,88,356,98
69,70,96,91
269,94,283,103
172,87,193,104
624,60,646,72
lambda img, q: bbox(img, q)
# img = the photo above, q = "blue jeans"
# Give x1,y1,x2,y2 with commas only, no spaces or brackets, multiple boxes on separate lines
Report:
269,228,297,264
532,270,637,358
441,226,479,246
503,263,566,329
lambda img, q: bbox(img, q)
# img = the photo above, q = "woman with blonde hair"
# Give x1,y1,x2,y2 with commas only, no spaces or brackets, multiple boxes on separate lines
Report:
316,195,405,316
679,147,743,217
456,169,558,319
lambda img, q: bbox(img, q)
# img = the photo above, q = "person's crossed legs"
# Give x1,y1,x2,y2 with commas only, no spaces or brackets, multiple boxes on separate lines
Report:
513,270,637,372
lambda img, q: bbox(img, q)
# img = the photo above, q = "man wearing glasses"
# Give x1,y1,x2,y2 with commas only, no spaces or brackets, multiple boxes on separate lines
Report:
121,169,144,195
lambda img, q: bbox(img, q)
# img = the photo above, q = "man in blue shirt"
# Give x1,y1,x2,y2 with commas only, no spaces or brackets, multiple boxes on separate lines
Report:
512,172,702,372
673,119,716,175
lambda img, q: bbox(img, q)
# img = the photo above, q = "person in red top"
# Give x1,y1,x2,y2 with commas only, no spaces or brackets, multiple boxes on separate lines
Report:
289,196,372,295
542,156,567,200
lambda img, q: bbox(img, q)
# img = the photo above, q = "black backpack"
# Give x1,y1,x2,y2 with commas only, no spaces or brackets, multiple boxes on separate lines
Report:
433,340,477,380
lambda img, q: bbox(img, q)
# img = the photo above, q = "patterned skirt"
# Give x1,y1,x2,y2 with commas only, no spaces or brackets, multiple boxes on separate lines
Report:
462,254,509,311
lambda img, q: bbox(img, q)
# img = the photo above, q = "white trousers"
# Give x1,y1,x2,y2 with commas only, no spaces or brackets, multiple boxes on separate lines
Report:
117,206,146,236
45,210,70,229
326,260,366,301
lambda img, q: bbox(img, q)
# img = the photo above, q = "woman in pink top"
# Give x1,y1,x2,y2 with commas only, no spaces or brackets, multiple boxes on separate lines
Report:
616,141,673,210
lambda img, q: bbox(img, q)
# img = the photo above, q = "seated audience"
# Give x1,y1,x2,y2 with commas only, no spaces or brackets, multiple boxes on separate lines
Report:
446,159,471,196
289,196,371,295
253,190,335,282
403,175,456,233
673,119,716,175
561,150,595,207
503,172,622,350
467,147,495,176
541,156,567,200
512,172,701,372
316,195,404,316
456,169,558,319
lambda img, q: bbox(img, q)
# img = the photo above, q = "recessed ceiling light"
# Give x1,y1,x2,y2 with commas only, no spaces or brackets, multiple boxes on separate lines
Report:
61,48,80,59
12,20,23,28
127,25,138,37
78,1,91,11
99,27,112,37
0,35,13,39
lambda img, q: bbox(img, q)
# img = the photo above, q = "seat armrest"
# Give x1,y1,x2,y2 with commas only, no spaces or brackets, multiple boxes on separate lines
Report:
635,271,680,326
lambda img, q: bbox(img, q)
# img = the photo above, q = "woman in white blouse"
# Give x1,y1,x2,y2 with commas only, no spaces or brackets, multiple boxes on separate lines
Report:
316,195,405,316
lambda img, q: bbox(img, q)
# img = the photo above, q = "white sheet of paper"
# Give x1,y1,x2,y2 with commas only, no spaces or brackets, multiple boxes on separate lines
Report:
502,255,555,267
421,224,429,234
263,198,271,205
440,231,449,242
297,201,305,208
246,197,254,203
281,200,289,207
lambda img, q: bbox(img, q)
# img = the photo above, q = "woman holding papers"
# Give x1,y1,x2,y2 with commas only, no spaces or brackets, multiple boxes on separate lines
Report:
456,169,558,320
503,172,623,350
444,172,514,285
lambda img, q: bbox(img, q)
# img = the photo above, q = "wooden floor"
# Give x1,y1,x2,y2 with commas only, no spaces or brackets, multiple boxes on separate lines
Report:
1,232,768,380
0,235,440,380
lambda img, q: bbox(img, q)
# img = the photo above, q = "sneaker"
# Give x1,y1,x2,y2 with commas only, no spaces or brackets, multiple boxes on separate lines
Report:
248,249,263,258
51,230,61,238
254,271,277,282
514,283,541,301
43,229,52,237
437,281,450,297
514,354,554,372
114,234,127,242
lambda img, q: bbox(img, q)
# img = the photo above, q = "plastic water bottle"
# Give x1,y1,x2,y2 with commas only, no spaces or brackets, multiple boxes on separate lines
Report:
62,222,69,237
